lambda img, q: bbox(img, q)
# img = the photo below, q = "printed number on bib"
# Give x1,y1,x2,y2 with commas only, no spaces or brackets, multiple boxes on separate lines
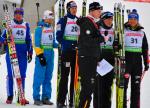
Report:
71,26,78,32
16,30,24,36
49,35,53,40
131,38,138,44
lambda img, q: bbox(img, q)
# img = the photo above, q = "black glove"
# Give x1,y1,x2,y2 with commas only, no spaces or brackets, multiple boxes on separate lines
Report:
144,64,149,71
6,36,12,43
37,54,46,66
27,53,32,63
113,40,122,52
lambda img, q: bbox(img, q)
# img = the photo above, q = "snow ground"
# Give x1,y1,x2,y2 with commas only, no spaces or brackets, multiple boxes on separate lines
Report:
0,50,150,108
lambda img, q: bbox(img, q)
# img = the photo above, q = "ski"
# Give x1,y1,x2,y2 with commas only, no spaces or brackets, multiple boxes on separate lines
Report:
56,0,65,103
114,3,125,108
74,0,87,108
82,0,87,17
3,4,26,105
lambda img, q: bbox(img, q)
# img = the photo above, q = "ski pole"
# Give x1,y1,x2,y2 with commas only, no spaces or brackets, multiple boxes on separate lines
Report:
36,2,40,22
83,100,88,108
12,3,16,11
126,9,131,15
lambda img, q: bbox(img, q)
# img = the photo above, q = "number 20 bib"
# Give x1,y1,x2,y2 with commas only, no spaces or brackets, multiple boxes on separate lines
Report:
64,18,79,41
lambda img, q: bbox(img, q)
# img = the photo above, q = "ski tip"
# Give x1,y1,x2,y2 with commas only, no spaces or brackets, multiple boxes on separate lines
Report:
122,5,125,10
5,4,8,11
3,4,5,11
12,3,17,8
36,2,40,7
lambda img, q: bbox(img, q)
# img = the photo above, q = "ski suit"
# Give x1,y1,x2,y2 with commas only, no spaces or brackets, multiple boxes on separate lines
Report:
0,19,33,97
77,16,104,108
94,21,115,108
33,21,57,101
56,12,79,105
123,23,149,108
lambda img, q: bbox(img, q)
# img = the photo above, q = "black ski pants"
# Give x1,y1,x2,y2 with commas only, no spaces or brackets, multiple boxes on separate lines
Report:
57,50,76,105
123,52,143,108
94,71,114,108
78,56,98,108
93,50,115,108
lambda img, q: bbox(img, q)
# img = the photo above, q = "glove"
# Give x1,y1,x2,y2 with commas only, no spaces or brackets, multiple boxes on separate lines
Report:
6,36,12,43
144,64,149,71
27,53,32,63
113,40,122,52
37,54,46,66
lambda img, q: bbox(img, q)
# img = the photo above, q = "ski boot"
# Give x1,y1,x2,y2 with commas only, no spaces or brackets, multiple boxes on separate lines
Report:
34,100,43,106
17,97,29,105
57,102,67,108
42,99,53,105
6,96,13,104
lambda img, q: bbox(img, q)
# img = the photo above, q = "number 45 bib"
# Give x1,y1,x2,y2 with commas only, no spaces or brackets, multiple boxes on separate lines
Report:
11,21,27,44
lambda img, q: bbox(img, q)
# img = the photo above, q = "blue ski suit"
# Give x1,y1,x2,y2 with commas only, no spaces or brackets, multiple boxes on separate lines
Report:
33,20,57,101
0,19,33,97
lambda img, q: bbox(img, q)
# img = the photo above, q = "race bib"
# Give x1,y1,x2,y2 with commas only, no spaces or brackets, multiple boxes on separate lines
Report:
41,27,54,49
64,18,79,41
11,22,26,44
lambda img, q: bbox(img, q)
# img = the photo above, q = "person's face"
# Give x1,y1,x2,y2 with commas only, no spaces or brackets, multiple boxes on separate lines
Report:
92,9,101,19
70,7,77,16
44,18,53,24
103,17,113,27
128,18,138,27
14,14,23,21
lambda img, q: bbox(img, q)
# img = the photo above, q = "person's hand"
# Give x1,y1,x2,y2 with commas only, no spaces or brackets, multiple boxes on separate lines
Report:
27,53,32,63
144,64,149,71
6,36,12,43
113,40,122,51
37,54,46,66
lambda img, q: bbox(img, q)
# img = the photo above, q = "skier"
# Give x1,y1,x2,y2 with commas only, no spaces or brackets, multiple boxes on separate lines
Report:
76,2,106,108
56,1,79,107
33,10,57,106
123,9,149,108
0,8,33,104
94,11,114,108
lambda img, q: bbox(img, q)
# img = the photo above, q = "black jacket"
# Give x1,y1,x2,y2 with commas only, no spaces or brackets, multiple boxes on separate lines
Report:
77,17,104,59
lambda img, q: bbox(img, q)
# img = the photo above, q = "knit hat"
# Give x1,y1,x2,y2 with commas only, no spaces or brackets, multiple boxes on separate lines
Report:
128,9,139,21
14,8,24,16
101,11,113,20
89,2,102,12
66,1,77,12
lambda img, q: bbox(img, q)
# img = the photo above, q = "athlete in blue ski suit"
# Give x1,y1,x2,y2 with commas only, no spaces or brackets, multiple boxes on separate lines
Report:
0,8,33,104
33,10,57,105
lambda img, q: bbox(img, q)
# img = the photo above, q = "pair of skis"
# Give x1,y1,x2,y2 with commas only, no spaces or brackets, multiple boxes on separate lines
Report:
114,3,126,108
3,4,26,105
56,0,65,103
74,0,87,108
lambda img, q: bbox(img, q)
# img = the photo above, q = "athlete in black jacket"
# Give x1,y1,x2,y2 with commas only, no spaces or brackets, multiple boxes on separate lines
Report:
94,11,114,108
77,2,104,108
123,9,149,108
